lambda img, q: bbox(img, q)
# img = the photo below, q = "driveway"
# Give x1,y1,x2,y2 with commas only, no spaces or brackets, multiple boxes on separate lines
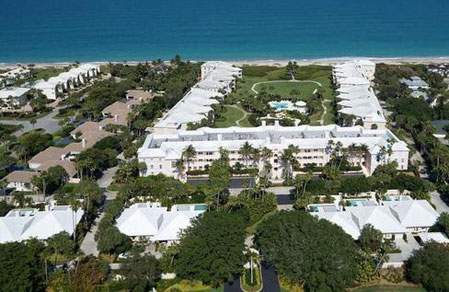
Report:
261,263,280,292
80,167,118,256
431,191,449,214
386,236,420,267
97,166,118,189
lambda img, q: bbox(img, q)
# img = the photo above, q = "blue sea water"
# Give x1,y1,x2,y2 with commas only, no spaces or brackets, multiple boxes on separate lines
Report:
1,0,449,62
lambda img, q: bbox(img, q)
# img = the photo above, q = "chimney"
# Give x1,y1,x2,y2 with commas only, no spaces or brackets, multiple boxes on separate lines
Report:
114,114,118,122
82,138,86,148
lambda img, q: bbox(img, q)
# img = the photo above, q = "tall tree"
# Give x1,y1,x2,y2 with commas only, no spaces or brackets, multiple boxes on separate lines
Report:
255,211,360,291
182,144,197,172
406,242,449,292
175,211,247,286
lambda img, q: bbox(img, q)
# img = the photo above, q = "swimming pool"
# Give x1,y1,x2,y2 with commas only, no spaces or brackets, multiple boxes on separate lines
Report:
269,100,294,112
194,204,208,211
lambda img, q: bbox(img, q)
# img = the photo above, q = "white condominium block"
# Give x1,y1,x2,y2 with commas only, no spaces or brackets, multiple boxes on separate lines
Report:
334,60,386,129
138,124,409,181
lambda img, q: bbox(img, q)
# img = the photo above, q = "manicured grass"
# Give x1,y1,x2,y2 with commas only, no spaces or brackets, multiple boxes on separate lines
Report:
214,105,246,128
253,81,320,100
352,285,426,292
165,280,223,292
227,65,336,126
241,265,263,292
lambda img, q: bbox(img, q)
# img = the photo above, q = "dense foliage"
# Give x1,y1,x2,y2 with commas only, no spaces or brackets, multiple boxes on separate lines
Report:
406,242,449,291
0,240,46,292
175,210,247,286
255,211,360,291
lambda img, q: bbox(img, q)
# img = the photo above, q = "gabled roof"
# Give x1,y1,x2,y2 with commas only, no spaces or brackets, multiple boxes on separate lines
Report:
152,212,198,241
3,171,37,184
384,200,439,228
347,205,407,234
0,206,84,243
116,206,165,237
315,211,360,239
29,147,69,165
116,203,205,241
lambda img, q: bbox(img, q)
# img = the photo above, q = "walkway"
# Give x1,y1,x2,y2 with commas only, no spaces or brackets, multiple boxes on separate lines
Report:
80,166,118,256
251,79,322,95
227,105,249,127
431,191,449,214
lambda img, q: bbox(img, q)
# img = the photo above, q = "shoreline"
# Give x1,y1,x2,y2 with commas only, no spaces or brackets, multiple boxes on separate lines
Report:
2,56,449,69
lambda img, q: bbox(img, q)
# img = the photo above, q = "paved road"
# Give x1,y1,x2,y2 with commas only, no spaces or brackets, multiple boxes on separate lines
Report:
261,264,280,292
0,107,63,136
431,191,449,214
80,166,118,256
224,277,242,292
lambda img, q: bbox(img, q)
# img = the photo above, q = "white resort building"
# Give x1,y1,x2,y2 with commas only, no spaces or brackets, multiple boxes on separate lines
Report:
138,123,409,181
116,202,206,243
153,61,242,133
33,64,100,100
334,60,386,129
0,205,84,243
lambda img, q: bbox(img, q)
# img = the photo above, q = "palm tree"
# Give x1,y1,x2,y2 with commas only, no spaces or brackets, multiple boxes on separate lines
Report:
69,199,82,241
175,159,185,178
239,142,254,167
0,180,7,201
182,145,196,172
281,145,299,181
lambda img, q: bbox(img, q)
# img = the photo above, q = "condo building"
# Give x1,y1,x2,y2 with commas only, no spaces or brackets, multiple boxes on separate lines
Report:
153,61,242,133
138,60,409,181
334,60,386,129
138,123,409,181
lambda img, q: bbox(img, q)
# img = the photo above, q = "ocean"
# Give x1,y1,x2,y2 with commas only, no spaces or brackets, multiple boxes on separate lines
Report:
1,0,449,63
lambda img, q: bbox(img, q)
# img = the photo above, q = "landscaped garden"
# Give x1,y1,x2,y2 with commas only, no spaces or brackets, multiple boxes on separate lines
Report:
219,64,336,127
352,285,426,292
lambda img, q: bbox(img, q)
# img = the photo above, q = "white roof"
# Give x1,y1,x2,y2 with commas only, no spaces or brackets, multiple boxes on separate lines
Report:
383,200,439,228
0,87,30,99
0,206,84,243
314,200,439,239
334,61,385,124
348,205,407,234
139,124,407,160
116,203,205,241
315,211,361,239
155,62,239,130
420,232,449,244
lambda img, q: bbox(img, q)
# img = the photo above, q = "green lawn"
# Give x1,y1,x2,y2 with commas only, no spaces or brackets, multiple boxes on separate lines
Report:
213,105,246,128
225,65,336,126
253,81,320,100
165,280,223,292
352,285,426,292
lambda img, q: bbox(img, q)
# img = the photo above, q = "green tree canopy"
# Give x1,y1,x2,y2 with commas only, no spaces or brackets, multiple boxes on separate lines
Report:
358,224,383,253
175,210,247,286
0,240,46,292
255,211,360,291
120,252,161,291
406,242,449,291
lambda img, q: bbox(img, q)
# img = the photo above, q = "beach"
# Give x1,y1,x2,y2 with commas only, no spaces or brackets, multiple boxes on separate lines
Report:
2,56,449,70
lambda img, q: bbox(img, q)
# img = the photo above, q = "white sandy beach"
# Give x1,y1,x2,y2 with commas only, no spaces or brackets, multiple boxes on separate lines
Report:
2,56,449,70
